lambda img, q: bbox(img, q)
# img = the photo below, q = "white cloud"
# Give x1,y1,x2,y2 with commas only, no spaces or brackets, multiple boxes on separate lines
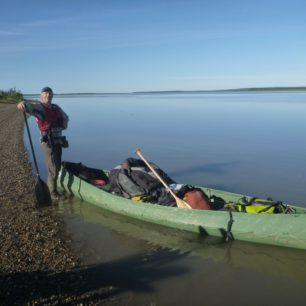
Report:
0,30,20,36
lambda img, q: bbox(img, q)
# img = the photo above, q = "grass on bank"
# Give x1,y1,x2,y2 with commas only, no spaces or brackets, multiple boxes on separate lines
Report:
0,88,23,104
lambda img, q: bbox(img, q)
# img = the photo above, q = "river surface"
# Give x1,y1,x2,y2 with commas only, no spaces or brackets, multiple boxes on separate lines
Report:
25,92,306,305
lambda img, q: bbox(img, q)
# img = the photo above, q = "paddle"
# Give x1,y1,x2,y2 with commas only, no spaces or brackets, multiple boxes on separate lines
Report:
135,149,191,209
23,112,52,207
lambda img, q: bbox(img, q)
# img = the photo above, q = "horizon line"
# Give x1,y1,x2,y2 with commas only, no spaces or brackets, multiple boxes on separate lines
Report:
23,85,306,96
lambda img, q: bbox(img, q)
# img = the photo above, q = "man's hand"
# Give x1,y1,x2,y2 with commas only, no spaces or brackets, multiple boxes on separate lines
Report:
17,101,26,111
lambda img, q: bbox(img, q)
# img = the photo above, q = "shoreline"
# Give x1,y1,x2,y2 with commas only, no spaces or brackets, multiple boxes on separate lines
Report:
0,104,110,304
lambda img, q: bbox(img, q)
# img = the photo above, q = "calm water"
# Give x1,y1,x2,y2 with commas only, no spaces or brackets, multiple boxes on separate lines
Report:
27,91,306,204
25,92,306,305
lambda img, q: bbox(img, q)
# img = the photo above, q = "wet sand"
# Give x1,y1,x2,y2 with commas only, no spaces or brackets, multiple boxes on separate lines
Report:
0,104,112,305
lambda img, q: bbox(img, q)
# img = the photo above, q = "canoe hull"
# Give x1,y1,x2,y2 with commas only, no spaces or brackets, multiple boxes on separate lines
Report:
58,165,306,250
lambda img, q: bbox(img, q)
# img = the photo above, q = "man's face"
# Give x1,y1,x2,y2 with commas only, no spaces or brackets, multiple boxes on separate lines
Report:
40,91,53,103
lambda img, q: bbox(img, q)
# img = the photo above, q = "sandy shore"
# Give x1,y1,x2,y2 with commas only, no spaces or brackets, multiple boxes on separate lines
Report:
0,104,113,305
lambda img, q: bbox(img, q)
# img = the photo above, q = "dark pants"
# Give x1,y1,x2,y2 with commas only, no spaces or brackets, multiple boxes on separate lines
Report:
41,142,62,194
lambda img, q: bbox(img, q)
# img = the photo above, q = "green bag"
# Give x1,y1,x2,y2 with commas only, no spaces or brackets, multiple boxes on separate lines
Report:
226,197,288,214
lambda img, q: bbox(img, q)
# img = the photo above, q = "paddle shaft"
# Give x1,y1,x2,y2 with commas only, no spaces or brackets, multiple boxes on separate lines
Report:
135,149,191,209
23,112,40,177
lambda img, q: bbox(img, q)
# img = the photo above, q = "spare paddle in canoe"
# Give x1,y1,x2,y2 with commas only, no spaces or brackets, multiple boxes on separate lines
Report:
135,148,191,209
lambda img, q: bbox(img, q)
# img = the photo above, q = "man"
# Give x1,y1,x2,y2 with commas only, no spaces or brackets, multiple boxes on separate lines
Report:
17,87,69,201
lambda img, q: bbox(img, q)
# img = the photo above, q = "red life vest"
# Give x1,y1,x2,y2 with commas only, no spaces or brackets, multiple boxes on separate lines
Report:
36,104,63,132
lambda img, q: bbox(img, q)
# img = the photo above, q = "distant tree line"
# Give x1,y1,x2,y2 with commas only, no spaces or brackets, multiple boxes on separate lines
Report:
0,87,23,103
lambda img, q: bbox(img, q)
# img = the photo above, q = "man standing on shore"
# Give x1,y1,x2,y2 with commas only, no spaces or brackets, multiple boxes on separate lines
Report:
17,87,69,201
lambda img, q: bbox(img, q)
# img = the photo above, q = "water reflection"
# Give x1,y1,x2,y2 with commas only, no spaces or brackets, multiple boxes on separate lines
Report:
170,160,241,177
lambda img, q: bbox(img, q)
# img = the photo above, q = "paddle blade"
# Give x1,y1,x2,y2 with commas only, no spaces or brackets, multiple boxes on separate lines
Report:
175,196,192,209
35,178,52,207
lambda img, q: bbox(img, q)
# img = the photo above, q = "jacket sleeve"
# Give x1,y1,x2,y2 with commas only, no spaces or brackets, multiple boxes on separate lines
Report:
24,102,45,121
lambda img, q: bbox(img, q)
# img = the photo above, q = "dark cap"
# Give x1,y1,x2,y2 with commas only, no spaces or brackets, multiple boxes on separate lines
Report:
41,86,53,93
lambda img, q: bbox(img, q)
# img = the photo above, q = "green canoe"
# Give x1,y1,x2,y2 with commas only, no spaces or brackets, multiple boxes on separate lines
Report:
58,161,306,250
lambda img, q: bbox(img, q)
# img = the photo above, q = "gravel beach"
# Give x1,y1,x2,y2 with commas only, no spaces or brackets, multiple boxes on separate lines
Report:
0,104,113,305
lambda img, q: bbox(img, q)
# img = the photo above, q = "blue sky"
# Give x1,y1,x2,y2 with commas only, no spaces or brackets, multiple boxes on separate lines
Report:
1,0,305,93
